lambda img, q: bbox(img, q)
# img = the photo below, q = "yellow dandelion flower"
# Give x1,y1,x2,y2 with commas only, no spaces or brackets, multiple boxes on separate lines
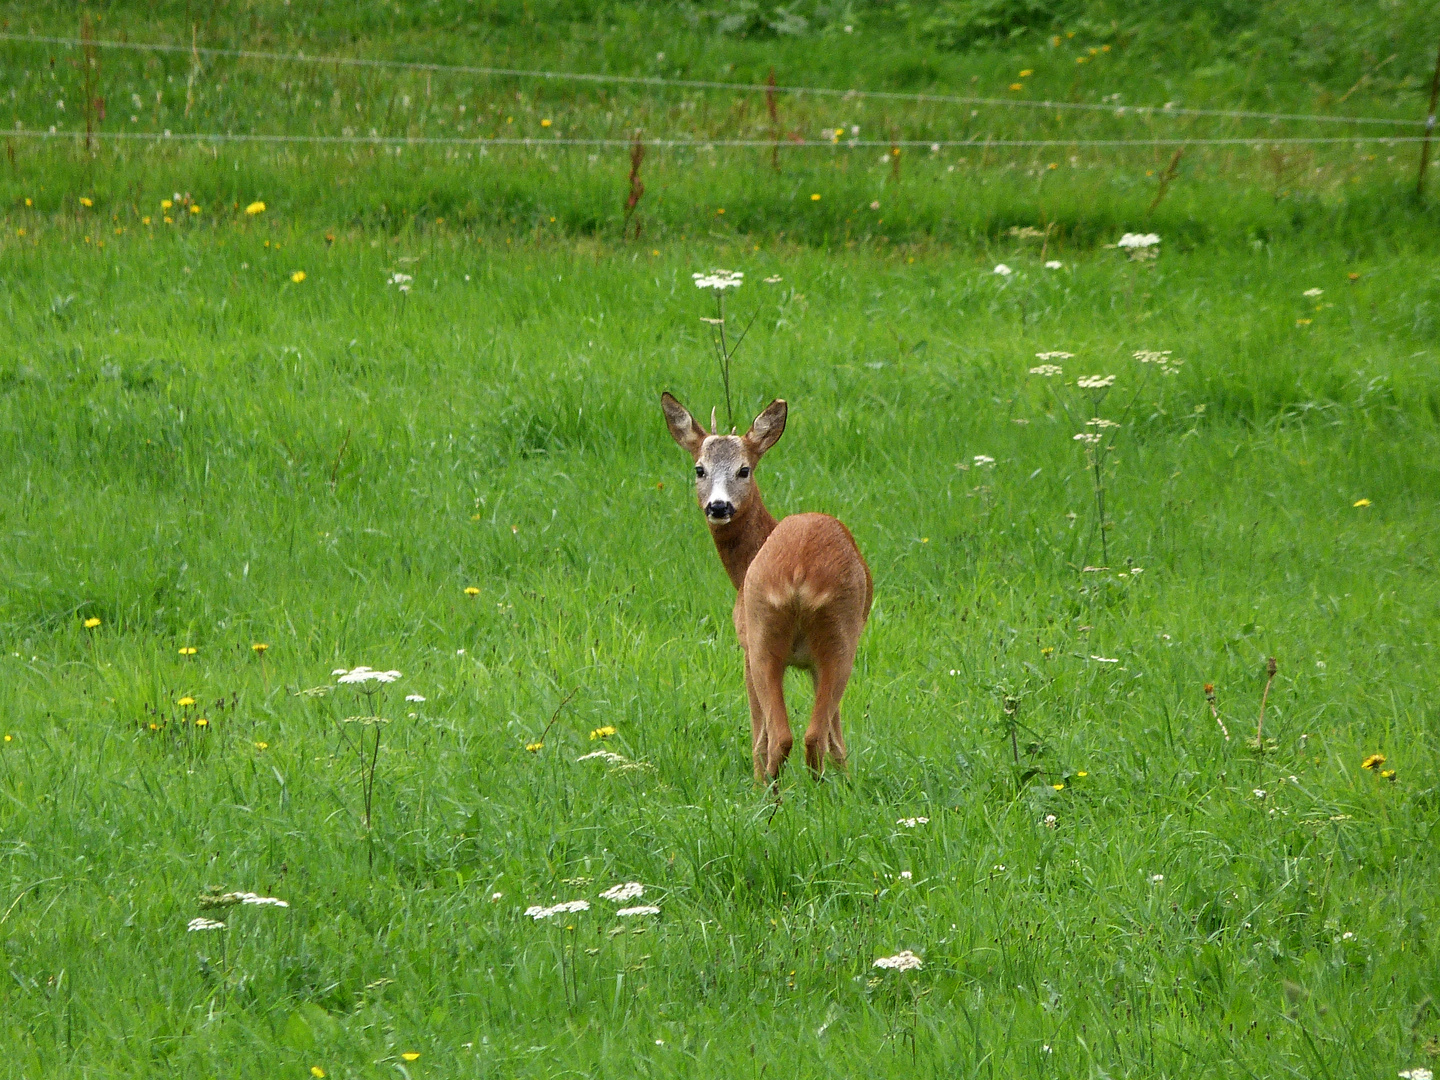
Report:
3,734,11,742
1076,56,1088,64
716,208,725,215
311,1069,326,1079
177,697,196,707
291,270,306,284
541,118,552,127
1077,771,1088,777
810,193,821,201
252,643,269,654
255,741,269,750
246,201,266,215
178,646,197,655
590,726,617,740
1296,318,1312,326
142,216,151,225
16,229,24,237
84,617,102,628
1009,83,1024,91
163,216,173,224
464,586,480,596
24,198,32,206
401,1053,420,1062
189,204,200,214
115,227,123,235
1052,783,1065,791
195,717,209,728
161,199,173,211
1380,769,1395,780
1019,69,1033,77
148,723,158,731
525,741,544,752
1353,498,1371,507
80,197,94,207
1361,753,1385,771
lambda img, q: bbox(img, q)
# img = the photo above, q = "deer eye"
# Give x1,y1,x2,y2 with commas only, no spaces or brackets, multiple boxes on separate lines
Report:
694,465,705,478
737,466,751,479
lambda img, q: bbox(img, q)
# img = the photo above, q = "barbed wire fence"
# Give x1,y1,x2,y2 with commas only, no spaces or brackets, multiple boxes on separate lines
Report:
5,27,1439,222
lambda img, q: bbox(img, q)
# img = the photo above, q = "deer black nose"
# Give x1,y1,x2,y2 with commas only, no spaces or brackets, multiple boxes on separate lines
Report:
705,500,735,519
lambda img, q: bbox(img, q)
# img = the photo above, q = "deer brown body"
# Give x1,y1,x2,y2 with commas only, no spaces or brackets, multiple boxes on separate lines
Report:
662,393,872,780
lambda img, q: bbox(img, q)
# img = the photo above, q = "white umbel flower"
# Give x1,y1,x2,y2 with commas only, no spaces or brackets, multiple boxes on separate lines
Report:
187,917,226,932
600,882,645,902
1117,232,1160,248
616,905,661,917
873,950,923,971
693,269,743,290
335,666,402,684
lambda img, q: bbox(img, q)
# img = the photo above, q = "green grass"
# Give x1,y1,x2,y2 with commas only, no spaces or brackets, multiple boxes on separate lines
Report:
3,3,1440,1078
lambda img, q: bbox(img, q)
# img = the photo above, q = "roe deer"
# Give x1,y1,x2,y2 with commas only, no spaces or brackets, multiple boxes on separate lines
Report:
661,392,872,781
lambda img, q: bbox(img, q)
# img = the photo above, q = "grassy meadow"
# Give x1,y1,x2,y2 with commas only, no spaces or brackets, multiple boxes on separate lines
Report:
3,2,1440,1077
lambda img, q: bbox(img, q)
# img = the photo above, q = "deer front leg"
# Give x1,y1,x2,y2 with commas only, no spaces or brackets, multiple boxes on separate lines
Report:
744,651,768,783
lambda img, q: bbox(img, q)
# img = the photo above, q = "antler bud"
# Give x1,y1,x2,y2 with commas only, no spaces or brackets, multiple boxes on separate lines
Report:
710,406,717,434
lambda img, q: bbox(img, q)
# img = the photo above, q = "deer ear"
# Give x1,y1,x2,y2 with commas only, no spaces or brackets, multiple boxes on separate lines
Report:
742,398,787,459
661,392,708,458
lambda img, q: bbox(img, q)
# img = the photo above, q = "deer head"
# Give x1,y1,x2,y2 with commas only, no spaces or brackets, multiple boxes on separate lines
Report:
661,392,787,526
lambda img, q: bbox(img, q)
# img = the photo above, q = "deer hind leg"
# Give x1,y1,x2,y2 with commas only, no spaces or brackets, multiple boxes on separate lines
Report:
744,652,769,783
746,607,797,782
804,642,854,778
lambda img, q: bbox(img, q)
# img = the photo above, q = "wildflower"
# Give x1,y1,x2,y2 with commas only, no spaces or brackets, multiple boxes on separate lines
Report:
692,269,743,290
1045,260,1063,269
255,742,268,750
177,697,196,707
290,271,306,284
387,272,413,293
525,742,544,752
246,201,266,215
1398,1068,1432,1080
404,694,425,703
335,666,402,684
1362,753,1386,771
993,864,1007,873
252,643,268,654
590,725,617,740
80,197,93,207
1076,374,1115,389
577,749,625,763
1150,874,1164,883
870,200,880,210
1077,771,1087,777
464,586,480,595
84,617,102,628
617,905,660,916
142,217,151,225
1117,233,1160,249
1303,288,1324,298
1041,814,1057,827
541,118,553,127
312,1069,326,1079
993,264,1013,276
899,870,912,880
164,217,173,224
872,951,923,971
763,275,783,284
1086,418,1119,428
491,892,504,901
524,899,590,920
195,718,209,728
600,882,645,902
1353,498,1371,507
189,205,200,214
1010,83,1024,91
1296,318,1312,326
1052,782,1065,791
161,199,173,211
1073,433,1102,445
1019,69,1033,77
1029,364,1064,377
896,817,929,827
401,1053,420,1062
1381,769,1396,780
810,193,821,201
187,917,226,932
1253,788,1267,799
178,646,197,655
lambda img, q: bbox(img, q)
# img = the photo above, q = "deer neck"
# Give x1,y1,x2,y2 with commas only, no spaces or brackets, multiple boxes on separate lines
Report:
708,487,777,591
